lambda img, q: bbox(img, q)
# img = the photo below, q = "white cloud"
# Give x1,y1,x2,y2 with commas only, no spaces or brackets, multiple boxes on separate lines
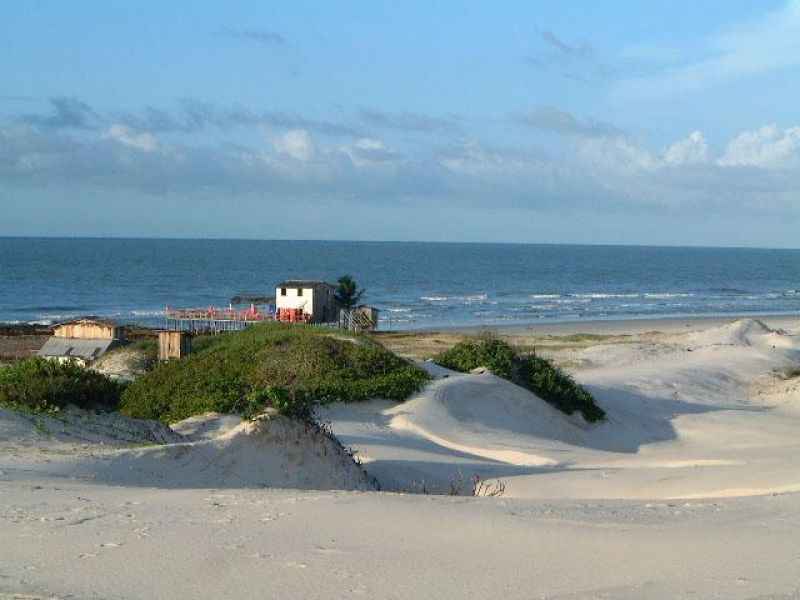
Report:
438,140,531,175
578,136,657,174
272,129,315,161
663,131,709,166
718,125,800,168
340,138,401,167
105,124,159,152
5,110,800,220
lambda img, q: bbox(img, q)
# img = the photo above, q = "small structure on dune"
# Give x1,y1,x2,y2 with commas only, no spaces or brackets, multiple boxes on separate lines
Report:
164,304,270,333
340,305,380,332
158,330,192,361
162,277,380,334
276,280,339,324
38,318,125,366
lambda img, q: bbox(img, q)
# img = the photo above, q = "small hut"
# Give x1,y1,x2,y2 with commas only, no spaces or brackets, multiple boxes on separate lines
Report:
53,318,125,342
158,330,192,361
38,318,125,366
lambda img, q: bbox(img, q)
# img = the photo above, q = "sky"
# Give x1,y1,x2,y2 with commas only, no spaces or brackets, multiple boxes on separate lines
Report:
2,0,800,247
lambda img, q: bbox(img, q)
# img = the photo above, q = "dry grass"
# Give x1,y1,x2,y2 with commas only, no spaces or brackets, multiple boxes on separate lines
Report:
372,329,635,363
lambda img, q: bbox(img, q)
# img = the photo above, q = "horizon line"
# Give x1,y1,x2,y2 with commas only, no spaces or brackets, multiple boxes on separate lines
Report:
1,235,799,252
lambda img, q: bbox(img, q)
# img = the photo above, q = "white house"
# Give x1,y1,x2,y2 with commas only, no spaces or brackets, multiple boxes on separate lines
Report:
275,280,339,323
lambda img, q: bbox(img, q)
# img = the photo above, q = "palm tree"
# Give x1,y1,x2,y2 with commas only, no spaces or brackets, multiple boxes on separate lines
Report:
334,275,365,309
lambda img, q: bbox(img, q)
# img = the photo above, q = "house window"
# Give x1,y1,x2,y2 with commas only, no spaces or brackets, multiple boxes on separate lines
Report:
298,288,303,297
281,288,287,296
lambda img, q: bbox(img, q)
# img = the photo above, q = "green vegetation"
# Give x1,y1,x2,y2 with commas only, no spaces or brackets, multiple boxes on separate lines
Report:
434,335,516,379
0,357,124,413
434,336,605,423
334,274,365,309
120,323,429,423
520,354,606,423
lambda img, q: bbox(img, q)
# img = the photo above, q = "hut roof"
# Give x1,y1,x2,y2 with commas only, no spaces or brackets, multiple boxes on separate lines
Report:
56,317,119,328
277,280,335,289
37,337,116,362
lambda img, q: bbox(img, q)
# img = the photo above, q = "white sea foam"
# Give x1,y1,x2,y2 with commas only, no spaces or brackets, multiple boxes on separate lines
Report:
573,293,640,299
130,310,165,317
643,293,694,299
420,293,490,303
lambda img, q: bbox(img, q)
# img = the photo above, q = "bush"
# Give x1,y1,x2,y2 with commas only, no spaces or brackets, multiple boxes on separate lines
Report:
244,387,314,421
433,334,516,379
0,357,124,413
434,337,605,423
520,355,605,423
120,323,430,423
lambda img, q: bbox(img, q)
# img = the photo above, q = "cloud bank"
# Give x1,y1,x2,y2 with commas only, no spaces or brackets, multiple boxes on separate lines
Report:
4,98,800,223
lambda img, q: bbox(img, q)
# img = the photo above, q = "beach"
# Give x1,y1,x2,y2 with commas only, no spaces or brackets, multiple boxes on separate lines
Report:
2,314,800,598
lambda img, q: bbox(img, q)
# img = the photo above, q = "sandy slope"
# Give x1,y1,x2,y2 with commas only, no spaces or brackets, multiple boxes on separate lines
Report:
0,409,372,492
3,317,800,599
320,319,800,499
3,480,800,600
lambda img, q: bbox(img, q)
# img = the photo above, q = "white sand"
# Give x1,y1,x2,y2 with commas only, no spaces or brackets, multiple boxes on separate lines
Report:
0,408,372,492
3,317,800,598
321,319,800,500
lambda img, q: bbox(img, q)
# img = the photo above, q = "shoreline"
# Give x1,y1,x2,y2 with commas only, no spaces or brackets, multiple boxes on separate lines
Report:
378,312,800,336
3,311,799,338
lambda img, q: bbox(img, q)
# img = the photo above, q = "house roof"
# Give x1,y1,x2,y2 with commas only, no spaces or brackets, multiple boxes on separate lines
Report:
37,337,116,361
277,280,335,289
55,317,119,329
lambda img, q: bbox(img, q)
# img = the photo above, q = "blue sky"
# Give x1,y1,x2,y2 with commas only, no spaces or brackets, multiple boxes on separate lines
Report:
2,0,800,246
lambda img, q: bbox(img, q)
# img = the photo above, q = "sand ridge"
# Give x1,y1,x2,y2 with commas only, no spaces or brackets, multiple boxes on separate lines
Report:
320,318,800,499
3,317,800,598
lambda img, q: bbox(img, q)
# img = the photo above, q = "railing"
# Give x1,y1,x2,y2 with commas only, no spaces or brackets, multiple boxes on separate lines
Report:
339,309,377,333
165,305,272,322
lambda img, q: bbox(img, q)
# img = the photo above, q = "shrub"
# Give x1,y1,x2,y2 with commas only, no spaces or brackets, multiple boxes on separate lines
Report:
244,386,314,421
0,357,124,413
120,323,429,423
433,334,516,379
519,355,605,423
434,336,605,423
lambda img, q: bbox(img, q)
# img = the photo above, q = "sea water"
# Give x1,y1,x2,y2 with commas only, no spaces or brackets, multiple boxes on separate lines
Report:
1,238,799,330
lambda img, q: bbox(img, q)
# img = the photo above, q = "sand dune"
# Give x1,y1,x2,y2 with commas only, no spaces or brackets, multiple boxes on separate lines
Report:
321,319,800,499
0,409,373,491
3,317,800,598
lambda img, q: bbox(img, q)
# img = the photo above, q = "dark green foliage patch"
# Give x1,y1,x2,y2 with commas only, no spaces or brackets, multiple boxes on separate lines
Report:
434,336,605,423
0,357,124,413
519,354,606,423
120,323,429,423
433,335,516,379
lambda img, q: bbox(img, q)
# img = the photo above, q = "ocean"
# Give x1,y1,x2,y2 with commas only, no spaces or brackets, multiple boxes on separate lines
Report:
1,238,799,330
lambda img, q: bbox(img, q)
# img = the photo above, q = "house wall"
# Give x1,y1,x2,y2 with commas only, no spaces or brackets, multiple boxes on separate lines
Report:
275,285,339,323
314,286,339,323
276,287,315,315
54,322,122,340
